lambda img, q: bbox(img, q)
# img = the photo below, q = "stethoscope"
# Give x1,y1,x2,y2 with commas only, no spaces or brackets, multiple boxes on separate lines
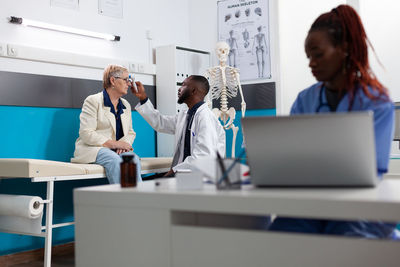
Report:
316,85,331,113
315,85,354,113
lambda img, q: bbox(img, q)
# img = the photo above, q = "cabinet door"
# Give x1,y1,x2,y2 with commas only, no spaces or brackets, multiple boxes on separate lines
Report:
175,49,188,84
187,51,210,76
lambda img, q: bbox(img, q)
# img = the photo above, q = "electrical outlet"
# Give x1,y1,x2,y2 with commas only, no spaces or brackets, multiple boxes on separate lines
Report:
129,63,138,73
7,45,17,57
137,64,145,73
0,43,6,56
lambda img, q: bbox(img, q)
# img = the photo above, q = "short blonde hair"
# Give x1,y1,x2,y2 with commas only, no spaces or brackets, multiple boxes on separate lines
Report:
103,65,128,89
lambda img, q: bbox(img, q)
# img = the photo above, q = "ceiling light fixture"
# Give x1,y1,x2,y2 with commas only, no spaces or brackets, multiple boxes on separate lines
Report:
9,16,120,41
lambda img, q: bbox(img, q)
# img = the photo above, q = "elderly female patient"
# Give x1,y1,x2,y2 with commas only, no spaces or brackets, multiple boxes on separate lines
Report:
71,64,141,184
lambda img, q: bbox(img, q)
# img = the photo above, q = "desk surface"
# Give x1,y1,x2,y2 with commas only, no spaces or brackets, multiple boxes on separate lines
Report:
74,179,400,222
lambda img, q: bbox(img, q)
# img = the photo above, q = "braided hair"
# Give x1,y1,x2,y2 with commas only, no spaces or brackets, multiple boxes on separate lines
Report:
309,5,388,107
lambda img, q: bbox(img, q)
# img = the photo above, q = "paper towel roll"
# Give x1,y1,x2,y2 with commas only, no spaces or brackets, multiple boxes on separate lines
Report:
0,194,44,219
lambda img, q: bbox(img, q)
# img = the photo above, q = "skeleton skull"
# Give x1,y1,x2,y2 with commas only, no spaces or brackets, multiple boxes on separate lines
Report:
216,41,230,64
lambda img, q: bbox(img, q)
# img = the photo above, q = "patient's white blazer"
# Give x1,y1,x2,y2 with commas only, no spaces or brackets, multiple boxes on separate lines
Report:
135,99,225,171
71,92,136,163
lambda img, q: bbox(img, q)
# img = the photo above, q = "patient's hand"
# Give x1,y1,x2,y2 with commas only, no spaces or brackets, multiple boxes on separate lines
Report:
116,148,131,155
132,81,148,101
115,141,132,151
103,140,132,151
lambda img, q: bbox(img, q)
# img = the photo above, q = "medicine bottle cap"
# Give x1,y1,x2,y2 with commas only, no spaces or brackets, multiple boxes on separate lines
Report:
122,155,134,162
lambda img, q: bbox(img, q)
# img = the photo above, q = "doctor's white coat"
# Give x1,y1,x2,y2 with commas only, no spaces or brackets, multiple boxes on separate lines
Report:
135,100,225,171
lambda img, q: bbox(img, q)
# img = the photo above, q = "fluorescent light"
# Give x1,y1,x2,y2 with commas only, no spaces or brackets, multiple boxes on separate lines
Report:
9,16,120,41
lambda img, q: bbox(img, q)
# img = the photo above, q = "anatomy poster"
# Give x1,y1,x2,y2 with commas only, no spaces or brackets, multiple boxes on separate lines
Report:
218,0,271,80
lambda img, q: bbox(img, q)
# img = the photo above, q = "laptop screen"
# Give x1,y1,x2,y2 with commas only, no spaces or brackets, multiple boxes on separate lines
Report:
241,112,378,187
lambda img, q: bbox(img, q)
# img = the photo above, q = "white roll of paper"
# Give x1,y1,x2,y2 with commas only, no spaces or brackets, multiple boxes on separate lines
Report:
0,194,44,219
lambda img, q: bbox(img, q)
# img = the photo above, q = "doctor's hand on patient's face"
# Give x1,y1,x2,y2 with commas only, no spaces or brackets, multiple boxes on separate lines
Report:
132,81,148,101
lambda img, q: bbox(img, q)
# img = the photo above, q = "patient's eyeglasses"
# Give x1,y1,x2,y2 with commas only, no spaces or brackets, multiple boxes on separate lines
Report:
114,76,133,84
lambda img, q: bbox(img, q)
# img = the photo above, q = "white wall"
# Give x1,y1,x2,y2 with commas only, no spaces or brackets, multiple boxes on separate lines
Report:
358,0,400,154
2,1,399,104
359,0,400,102
188,0,218,58
0,0,191,84
278,0,346,114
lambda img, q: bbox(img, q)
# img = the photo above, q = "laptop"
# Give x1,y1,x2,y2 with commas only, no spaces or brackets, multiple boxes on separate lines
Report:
241,112,378,187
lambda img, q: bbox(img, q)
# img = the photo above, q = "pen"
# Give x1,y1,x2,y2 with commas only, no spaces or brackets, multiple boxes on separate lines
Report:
217,149,246,185
216,151,231,186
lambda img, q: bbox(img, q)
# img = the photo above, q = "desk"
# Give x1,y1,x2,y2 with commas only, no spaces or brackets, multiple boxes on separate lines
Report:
74,179,400,267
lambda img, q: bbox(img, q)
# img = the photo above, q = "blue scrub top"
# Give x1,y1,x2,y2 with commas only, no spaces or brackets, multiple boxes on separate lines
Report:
269,82,397,239
291,82,394,176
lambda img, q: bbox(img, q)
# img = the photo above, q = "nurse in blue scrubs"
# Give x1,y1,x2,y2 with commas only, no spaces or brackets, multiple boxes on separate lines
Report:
269,5,396,238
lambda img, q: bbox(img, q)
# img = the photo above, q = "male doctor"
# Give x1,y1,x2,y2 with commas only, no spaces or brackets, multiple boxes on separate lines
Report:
133,75,226,177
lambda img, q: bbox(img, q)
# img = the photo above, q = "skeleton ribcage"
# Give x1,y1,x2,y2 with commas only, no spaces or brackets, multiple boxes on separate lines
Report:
207,67,239,101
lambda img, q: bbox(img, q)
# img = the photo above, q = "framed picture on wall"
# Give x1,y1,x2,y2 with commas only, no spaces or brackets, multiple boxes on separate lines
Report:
218,0,271,81
99,0,123,18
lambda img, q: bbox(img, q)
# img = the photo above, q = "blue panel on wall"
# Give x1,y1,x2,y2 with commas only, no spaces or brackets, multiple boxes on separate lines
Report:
0,106,155,160
0,105,155,255
0,106,80,161
131,112,156,157
224,109,276,158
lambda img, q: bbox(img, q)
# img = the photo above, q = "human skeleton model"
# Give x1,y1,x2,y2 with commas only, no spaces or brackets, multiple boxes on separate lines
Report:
206,42,246,157
252,25,268,78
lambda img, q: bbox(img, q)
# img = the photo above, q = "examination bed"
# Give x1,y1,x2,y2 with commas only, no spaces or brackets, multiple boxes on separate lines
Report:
0,157,172,267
